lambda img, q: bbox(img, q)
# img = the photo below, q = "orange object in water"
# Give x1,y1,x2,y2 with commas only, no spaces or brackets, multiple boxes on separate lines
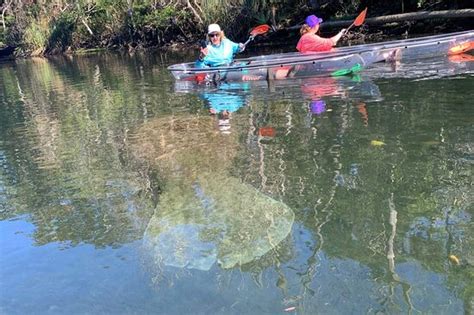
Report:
284,307,296,312
357,102,368,127
259,127,276,137
448,41,474,55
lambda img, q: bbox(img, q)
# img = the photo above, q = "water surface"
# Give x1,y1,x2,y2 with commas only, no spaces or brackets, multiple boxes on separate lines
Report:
1,52,473,314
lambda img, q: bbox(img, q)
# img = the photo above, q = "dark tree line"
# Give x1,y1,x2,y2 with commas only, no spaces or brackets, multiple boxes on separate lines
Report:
0,0,472,56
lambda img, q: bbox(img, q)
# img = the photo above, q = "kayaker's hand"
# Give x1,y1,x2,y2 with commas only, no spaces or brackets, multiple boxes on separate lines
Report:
199,46,208,61
333,29,345,44
200,46,208,56
239,43,245,52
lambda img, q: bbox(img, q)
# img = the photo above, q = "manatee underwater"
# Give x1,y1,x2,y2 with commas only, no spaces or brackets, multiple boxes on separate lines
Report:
131,115,294,270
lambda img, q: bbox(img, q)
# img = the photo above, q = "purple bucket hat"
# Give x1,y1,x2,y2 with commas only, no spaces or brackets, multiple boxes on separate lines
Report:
305,15,323,28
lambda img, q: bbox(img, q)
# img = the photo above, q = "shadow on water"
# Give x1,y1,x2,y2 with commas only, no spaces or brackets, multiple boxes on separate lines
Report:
0,51,473,314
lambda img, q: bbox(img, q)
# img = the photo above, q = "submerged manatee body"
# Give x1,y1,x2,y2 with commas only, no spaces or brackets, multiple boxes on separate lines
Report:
144,173,294,270
133,115,294,270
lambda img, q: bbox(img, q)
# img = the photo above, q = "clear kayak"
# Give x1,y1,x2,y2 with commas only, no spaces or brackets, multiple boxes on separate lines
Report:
168,30,474,83
174,55,474,100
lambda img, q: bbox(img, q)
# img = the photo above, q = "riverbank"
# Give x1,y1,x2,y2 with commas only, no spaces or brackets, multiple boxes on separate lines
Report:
1,4,472,59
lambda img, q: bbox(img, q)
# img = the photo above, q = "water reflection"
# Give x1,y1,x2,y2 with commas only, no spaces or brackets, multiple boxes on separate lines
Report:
0,55,159,247
365,55,474,80
176,73,383,103
1,53,473,314
201,82,250,134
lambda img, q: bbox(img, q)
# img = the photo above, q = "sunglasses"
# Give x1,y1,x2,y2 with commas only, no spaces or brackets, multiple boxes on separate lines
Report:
209,33,220,38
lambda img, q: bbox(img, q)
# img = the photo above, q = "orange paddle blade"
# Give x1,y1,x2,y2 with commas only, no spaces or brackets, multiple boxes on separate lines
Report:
354,7,367,26
250,24,271,37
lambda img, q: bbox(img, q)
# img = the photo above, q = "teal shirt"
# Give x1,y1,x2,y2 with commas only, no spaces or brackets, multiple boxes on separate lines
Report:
195,38,241,68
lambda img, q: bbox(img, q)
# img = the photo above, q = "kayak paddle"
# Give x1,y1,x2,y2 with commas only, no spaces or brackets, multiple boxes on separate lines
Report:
243,24,271,47
331,63,362,76
344,8,368,34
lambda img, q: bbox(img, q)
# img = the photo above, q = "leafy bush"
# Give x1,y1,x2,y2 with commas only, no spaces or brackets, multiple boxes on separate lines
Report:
48,12,76,51
23,19,49,51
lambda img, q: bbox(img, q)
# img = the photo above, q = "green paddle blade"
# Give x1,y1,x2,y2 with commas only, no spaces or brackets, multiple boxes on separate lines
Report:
331,63,362,77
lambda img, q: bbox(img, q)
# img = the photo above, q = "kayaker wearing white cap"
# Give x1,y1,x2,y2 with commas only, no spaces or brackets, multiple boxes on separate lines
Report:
196,23,245,67
297,15,346,53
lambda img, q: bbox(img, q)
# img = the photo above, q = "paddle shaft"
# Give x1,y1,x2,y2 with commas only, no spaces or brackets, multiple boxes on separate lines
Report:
344,22,356,34
243,36,254,47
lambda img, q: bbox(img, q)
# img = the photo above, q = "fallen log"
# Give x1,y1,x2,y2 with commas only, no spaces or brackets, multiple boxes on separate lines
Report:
285,9,474,31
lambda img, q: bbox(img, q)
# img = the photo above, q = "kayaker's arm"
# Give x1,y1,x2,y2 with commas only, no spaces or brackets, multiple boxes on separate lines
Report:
331,29,346,46
195,58,207,68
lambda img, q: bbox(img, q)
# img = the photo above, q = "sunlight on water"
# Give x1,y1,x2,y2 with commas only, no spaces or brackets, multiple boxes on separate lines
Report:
0,52,473,314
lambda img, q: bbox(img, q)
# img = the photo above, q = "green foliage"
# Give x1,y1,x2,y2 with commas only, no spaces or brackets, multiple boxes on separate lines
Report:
48,12,76,51
152,6,180,28
1,0,471,54
23,20,49,51
4,0,361,52
131,4,175,29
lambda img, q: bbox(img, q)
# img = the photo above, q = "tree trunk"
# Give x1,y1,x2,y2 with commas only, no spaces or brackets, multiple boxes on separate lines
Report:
285,9,474,31
321,9,474,29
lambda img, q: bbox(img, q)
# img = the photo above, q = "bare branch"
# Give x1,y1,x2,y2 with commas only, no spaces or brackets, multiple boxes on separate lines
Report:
1,0,14,31
81,18,94,36
192,0,203,15
186,0,203,25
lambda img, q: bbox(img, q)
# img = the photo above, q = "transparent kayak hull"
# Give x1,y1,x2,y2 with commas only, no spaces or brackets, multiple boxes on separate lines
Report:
168,30,474,82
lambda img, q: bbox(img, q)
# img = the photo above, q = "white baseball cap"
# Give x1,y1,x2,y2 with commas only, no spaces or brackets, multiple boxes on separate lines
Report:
208,24,221,34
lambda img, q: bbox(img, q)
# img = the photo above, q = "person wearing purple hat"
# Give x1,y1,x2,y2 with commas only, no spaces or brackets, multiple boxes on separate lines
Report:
296,14,346,53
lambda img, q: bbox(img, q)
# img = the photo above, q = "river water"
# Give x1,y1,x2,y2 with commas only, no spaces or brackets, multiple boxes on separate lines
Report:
0,51,473,314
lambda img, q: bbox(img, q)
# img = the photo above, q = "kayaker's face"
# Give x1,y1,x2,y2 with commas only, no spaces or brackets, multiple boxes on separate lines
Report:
209,32,221,45
312,24,320,33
